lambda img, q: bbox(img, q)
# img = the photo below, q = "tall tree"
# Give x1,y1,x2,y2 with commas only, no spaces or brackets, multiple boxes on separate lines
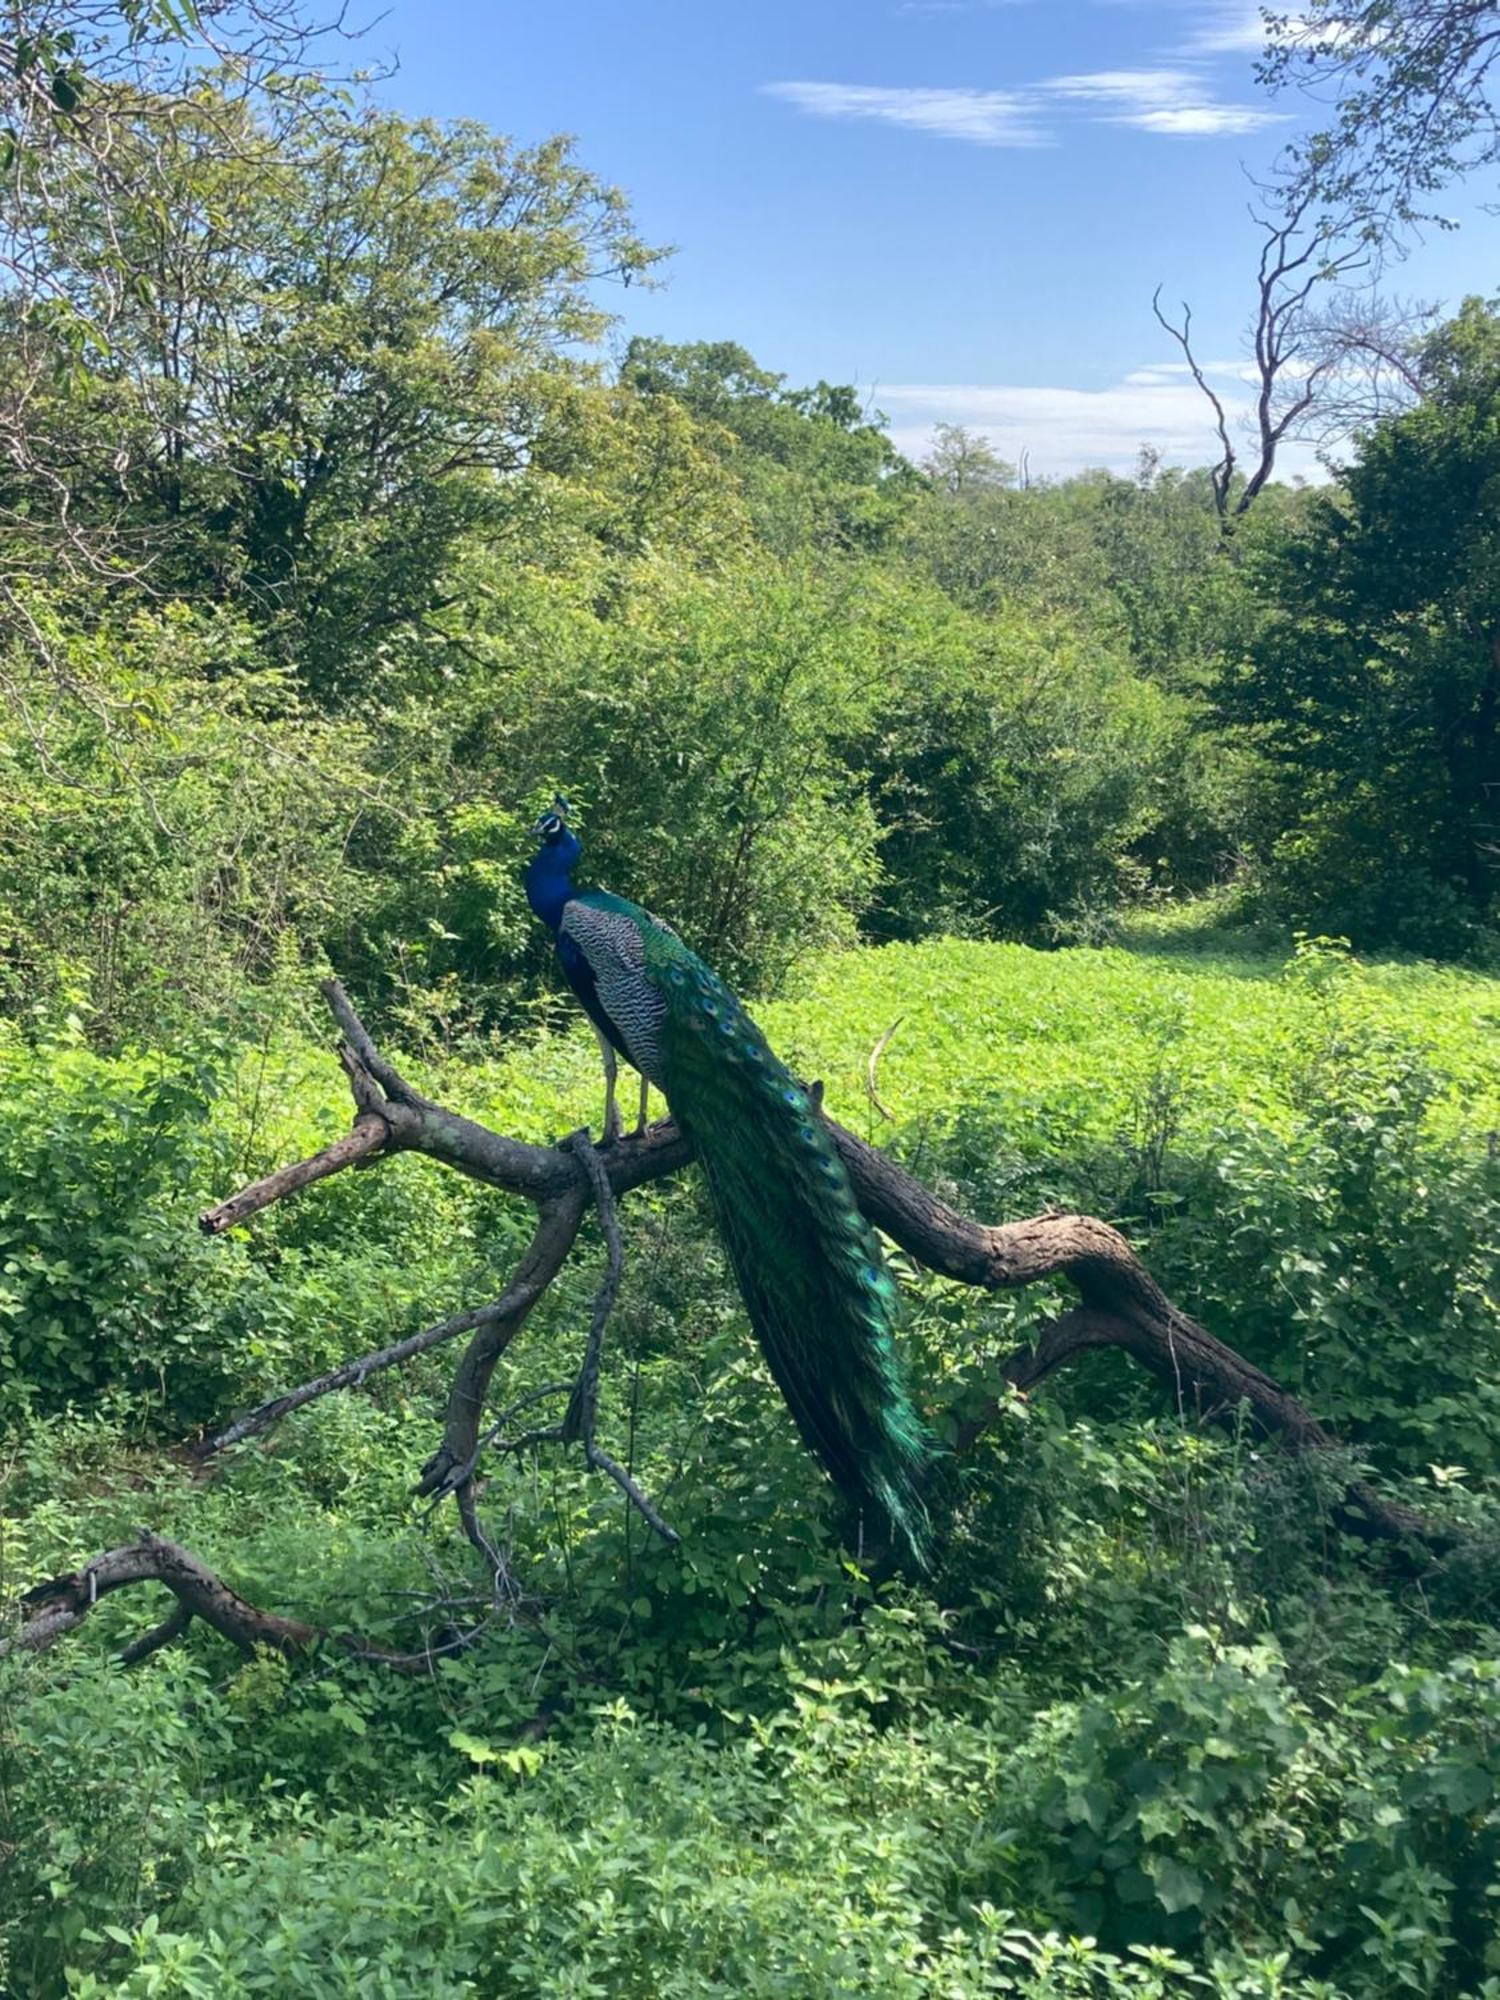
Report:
1153,192,1383,526
2,82,659,700
1224,296,1500,946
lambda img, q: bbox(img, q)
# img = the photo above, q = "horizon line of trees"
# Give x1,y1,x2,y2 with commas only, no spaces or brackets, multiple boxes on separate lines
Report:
0,2,1496,1055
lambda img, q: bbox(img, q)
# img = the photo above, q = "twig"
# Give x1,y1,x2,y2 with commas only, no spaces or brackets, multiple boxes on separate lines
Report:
585,1446,679,1545
195,1293,544,1457
866,1015,904,1124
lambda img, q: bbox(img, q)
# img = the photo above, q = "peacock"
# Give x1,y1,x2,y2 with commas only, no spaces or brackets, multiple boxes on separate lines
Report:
524,798,936,1568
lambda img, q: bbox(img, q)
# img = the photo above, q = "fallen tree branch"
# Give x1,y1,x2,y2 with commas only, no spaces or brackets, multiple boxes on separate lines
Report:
200,982,1443,1553
5,1533,457,1674
12,977,1453,1667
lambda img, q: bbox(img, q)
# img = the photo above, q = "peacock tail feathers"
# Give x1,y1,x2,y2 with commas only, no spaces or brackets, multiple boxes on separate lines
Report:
635,918,937,1570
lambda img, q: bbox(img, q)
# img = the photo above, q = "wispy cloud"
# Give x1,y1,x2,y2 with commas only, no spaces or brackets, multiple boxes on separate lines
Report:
1182,4,1269,54
1176,3,1345,57
1122,359,1253,385
765,60,1289,149
1048,65,1286,134
872,376,1326,479
761,81,1050,148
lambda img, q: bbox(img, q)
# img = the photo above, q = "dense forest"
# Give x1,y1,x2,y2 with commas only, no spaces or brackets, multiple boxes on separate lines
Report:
3,1,1500,1993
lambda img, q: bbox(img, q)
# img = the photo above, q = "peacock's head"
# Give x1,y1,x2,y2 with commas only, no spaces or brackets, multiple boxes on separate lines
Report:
531,794,581,866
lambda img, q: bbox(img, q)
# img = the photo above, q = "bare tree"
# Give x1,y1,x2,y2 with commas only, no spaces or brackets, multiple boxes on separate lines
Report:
1289,290,1437,445
1152,190,1392,524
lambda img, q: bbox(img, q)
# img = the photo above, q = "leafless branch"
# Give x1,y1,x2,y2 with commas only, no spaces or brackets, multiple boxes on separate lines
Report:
1154,191,1423,522
5,1530,457,1673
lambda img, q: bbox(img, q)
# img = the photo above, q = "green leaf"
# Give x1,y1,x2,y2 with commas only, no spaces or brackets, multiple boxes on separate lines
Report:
1150,1856,1206,1916
448,1729,501,1766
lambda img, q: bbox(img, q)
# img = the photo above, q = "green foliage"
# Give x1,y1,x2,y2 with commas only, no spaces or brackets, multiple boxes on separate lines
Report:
0,597,370,1040
5,939,1500,1995
850,581,1186,943
0,1021,246,1419
6,32,1500,1999
1147,948,1500,1472
1225,299,1500,953
3,87,660,706
1265,0,1500,237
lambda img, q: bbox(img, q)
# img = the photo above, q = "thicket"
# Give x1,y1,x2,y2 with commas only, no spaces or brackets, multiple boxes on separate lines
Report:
3,43,1492,1040
6,942,1500,1995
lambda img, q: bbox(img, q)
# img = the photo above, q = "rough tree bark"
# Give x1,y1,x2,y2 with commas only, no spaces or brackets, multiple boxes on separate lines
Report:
3,977,1447,1669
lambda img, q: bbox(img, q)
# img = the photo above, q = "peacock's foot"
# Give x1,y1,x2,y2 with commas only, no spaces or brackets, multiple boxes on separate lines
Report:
628,1079,650,1140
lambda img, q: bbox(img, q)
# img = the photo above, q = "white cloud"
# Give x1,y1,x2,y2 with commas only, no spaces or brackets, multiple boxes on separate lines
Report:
1122,359,1249,385
765,64,1288,151
1047,65,1287,133
1181,3,1268,54
761,81,1049,147
1132,102,1283,132
1050,67,1198,109
1178,3,1350,56
872,376,1328,480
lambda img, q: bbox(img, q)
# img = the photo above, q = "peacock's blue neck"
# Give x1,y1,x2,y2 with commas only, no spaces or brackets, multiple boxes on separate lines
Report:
525,834,581,932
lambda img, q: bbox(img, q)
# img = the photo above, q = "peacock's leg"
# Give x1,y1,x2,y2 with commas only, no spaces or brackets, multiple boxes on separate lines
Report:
592,1026,623,1143
633,1074,649,1139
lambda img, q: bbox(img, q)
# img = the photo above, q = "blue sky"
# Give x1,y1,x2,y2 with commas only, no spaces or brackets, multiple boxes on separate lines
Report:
365,0,1500,477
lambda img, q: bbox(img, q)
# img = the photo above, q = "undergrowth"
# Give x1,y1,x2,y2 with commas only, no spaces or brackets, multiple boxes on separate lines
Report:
3,938,1499,1997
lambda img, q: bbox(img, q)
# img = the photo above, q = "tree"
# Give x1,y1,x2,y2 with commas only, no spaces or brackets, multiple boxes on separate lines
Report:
0,0,347,648
1223,296,1500,948
1263,0,1500,240
620,336,914,553
3,87,659,702
922,423,1015,498
1153,192,1382,526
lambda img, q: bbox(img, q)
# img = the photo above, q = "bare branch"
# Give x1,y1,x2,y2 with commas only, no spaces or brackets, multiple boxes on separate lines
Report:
195,1291,554,1457
1154,196,1428,522
1153,286,1236,520
115,1597,194,1667
866,1016,904,1124
560,1129,625,1450
198,1112,390,1235
6,1532,455,1674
